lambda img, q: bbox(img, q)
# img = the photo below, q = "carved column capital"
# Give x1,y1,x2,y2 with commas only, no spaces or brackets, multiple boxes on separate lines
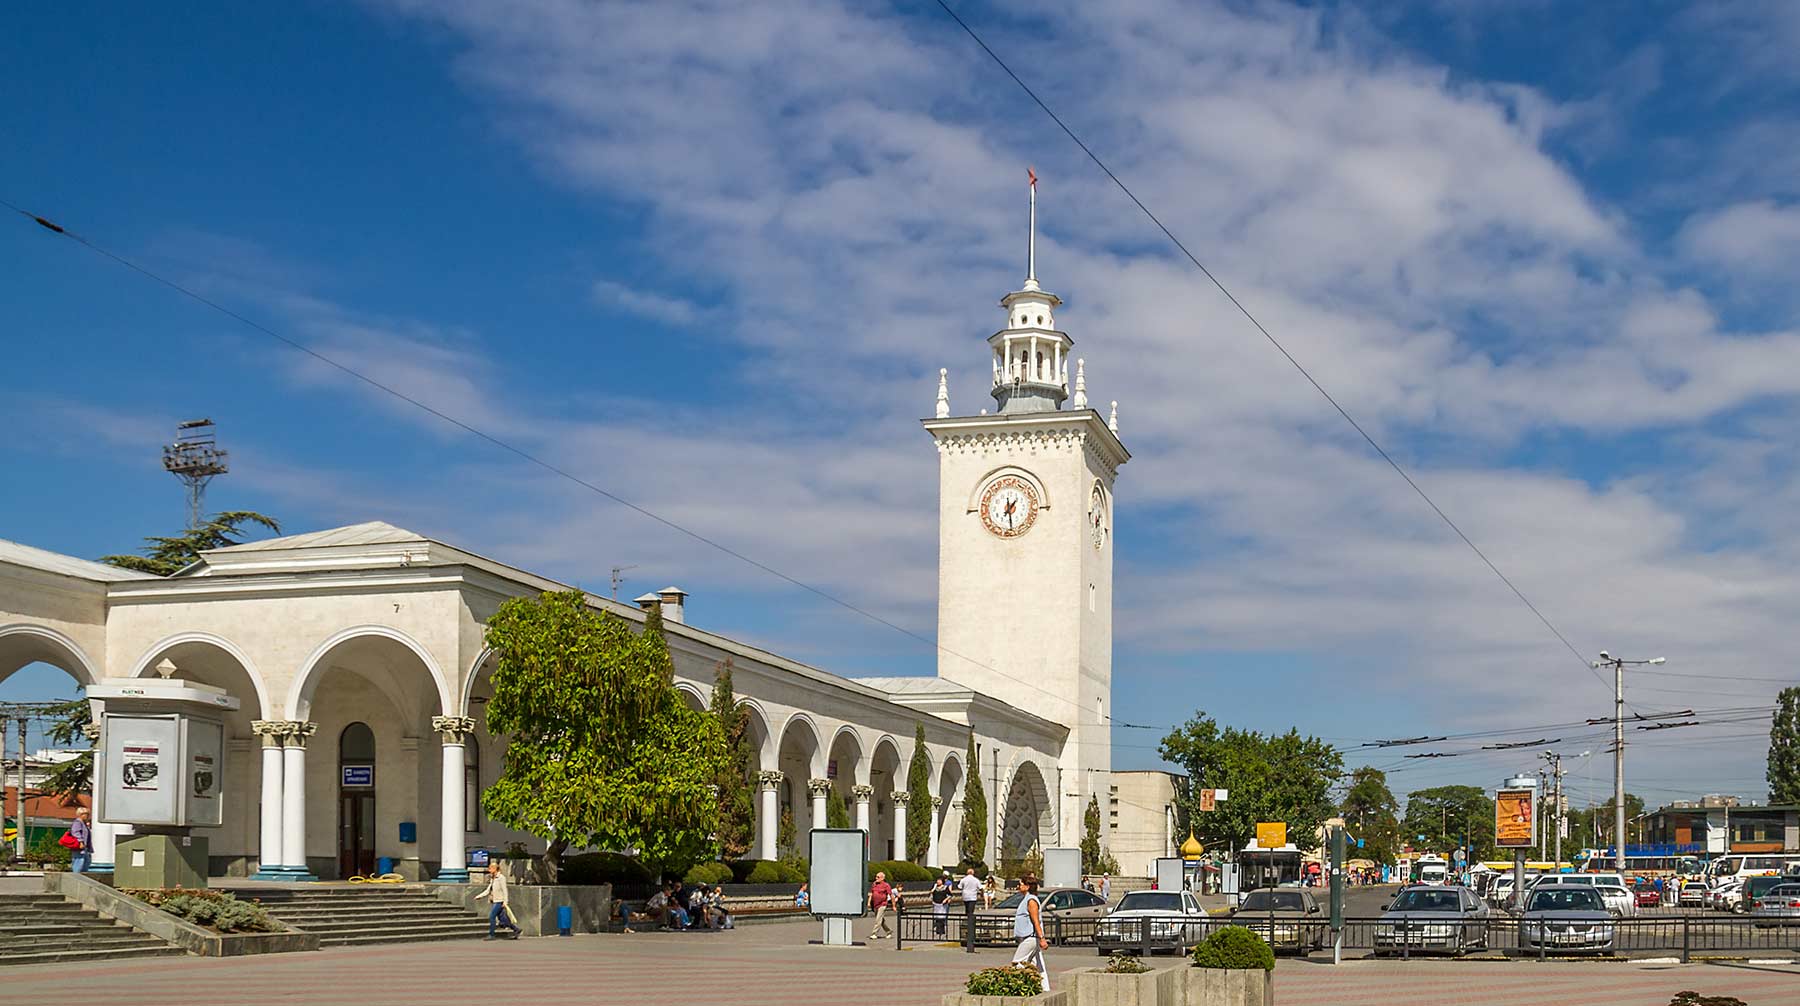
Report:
431,715,477,744
892,792,912,807
758,770,786,792
81,723,101,743
851,784,875,802
250,720,287,747
807,778,832,797
932,796,944,809
285,721,318,748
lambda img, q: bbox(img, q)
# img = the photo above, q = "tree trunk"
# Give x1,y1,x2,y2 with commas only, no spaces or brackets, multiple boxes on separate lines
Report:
541,838,568,885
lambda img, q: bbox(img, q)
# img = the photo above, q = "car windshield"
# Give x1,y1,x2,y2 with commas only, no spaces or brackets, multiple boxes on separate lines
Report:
1117,893,1182,912
993,894,1025,909
1767,885,1800,898
1746,877,1788,898
1528,888,1603,912
1240,891,1305,912
1389,889,1463,912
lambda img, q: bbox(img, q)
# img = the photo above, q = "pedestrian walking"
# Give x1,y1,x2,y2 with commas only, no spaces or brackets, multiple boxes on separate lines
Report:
984,873,999,908
931,872,952,937
65,807,92,873
1100,873,1111,903
474,861,520,940
959,867,982,953
1009,874,1049,994
868,870,894,940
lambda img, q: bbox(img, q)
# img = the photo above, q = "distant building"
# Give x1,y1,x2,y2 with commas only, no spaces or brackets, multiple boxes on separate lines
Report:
1106,770,1183,876
1644,801,1798,854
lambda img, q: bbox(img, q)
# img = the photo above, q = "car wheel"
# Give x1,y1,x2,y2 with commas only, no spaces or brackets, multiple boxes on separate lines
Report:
1097,948,1109,956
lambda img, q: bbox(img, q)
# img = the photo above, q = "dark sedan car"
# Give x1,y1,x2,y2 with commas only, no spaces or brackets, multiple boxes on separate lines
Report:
1374,885,1490,956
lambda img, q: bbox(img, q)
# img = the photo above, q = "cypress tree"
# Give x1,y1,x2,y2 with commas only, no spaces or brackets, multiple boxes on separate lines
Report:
709,658,755,859
1770,688,1800,805
960,734,987,868
906,723,934,864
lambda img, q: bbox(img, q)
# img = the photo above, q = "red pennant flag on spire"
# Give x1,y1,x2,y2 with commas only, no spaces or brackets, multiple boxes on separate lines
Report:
1028,166,1037,188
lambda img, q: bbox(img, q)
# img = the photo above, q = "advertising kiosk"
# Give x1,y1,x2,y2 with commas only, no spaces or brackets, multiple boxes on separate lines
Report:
88,674,237,890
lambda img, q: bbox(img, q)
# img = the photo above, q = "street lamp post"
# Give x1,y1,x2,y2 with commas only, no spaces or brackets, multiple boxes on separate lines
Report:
1591,651,1666,874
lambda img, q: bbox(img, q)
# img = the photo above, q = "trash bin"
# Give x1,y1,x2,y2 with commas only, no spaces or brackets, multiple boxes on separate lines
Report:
377,857,395,875
557,905,573,937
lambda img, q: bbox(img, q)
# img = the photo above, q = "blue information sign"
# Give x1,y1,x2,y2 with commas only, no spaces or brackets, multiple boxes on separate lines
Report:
342,765,374,788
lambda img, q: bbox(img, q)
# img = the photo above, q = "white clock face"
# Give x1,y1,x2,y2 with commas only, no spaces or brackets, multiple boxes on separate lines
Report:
1089,484,1107,549
980,476,1039,538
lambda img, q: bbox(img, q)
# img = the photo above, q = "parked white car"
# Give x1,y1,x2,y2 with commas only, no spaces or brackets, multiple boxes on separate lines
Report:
1094,891,1207,956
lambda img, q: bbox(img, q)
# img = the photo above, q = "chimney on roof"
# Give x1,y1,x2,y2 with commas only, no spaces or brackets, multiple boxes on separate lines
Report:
656,586,688,625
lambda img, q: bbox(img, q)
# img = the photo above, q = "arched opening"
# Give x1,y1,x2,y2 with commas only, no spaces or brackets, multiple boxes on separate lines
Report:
1001,761,1052,871
338,722,376,877
0,626,98,865
775,715,821,860
870,737,902,861
826,727,864,827
290,628,447,879
127,634,268,875
937,755,965,868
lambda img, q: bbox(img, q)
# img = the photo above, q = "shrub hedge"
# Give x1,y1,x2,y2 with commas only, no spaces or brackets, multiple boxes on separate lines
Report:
126,888,278,934
561,851,654,886
743,860,805,884
965,964,1045,996
868,860,933,883
1190,925,1275,971
682,862,734,885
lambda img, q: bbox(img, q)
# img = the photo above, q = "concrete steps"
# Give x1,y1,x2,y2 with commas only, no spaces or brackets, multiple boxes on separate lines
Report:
248,888,490,947
0,892,186,966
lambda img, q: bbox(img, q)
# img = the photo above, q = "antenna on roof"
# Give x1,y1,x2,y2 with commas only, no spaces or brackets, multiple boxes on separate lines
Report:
610,565,638,601
162,418,229,530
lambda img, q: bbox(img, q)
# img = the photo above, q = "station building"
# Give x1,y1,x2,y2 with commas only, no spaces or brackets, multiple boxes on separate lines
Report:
0,199,1164,881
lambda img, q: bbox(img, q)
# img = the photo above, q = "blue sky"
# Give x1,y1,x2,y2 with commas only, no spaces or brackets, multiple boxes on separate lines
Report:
5,1,1799,808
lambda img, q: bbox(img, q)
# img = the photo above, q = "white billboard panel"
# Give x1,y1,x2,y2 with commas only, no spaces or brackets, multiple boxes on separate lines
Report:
1155,857,1184,893
1043,848,1081,890
808,828,868,918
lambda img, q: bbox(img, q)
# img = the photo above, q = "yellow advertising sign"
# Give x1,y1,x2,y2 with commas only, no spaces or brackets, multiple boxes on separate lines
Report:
1495,789,1536,848
1256,822,1287,848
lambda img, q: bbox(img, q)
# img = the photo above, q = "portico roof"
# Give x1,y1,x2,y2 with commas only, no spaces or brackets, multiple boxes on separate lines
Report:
203,520,427,552
0,537,158,582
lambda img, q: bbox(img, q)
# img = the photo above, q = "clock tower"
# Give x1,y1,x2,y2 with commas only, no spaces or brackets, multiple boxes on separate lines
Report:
923,173,1129,850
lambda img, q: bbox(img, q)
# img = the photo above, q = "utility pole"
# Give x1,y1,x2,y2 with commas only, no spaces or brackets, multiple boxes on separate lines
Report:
1592,651,1666,873
1541,751,1565,870
609,565,637,601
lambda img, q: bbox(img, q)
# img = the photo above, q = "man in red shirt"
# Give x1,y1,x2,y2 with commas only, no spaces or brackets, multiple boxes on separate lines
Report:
868,871,894,940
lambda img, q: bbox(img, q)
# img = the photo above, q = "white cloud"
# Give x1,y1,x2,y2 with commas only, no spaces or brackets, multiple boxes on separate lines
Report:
240,0,1800,797
1678,200,1800,274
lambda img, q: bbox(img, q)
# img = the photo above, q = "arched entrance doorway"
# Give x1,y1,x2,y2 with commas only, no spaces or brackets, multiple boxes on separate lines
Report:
338,723,377,877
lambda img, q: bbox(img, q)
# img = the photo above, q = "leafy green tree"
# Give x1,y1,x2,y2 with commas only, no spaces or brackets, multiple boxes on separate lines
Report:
827,786,852,829
1081,795,1103,872
482,590,728,882
1159,713,1343,855
1402,786,1494,860
708,658,755,859
1770,688,1800,805
1339,766,1401,864
906,723,933,864
960,734,987,867
100,511,281,575
44,698,92,798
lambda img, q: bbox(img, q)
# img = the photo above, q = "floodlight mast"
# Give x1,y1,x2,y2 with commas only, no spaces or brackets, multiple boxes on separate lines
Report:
161,419,229,530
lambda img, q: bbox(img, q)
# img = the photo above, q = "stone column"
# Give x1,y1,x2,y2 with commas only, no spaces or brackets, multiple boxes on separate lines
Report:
852,784,873,836
808,779,831,831
249,721,287,879
82,723,117,873
281,721,317,881
928,796,943,868
433,716,475,883
892,792,911,863
757,771,784,861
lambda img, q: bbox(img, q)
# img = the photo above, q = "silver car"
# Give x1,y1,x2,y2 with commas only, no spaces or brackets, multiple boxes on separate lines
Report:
1749,882,1800,926
1374,885,1489,955
1519,886,1614,954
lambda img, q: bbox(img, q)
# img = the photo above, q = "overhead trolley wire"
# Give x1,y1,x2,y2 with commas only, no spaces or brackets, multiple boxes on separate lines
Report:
931,0,1623,705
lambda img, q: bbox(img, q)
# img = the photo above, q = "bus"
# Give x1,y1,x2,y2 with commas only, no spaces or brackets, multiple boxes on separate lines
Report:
1413,855,1449,885
1578,850,1707,879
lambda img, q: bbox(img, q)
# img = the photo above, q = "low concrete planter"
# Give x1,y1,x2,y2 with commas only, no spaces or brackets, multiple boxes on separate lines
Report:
433,882,612,937
1180,968,1273,1006
1071,965,1181,1006
942,992,1069,1006
46,873,319,957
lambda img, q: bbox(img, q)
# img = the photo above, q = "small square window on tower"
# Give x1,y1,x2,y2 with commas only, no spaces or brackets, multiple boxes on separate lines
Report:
1088,583,1096,612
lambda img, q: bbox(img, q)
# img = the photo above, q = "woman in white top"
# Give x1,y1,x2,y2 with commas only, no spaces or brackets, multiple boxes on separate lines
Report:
1009,874,1049,993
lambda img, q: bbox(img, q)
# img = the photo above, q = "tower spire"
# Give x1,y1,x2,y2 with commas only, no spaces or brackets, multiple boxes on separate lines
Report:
1026,167,1038,288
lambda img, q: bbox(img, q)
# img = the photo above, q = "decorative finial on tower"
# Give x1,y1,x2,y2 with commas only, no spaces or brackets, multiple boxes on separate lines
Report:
1072,358,1087,409
1024,166,1039,291
1109,400,1119,434
935,368,950,419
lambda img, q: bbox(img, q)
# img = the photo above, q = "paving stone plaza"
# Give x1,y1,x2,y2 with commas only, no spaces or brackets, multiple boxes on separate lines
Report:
5,918,1798,1006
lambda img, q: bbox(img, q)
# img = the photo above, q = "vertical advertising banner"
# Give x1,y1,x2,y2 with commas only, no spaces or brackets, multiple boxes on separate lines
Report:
1494,788,1537,848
